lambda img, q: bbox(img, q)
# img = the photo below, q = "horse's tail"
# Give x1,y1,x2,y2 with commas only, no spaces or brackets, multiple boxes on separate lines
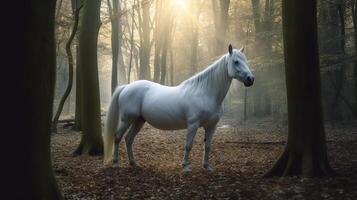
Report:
103,85,127,164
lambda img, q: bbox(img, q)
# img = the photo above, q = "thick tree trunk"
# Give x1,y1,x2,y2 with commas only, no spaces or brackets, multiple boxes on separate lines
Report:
74,0,103,155
52,5,81,132
25,0,63,198
74,43,82,130
265,0,336,177
353,0,357,114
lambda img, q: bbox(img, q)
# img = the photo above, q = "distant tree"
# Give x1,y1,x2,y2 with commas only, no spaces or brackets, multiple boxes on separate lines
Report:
108,0,127,94
136,0,152,80
251,0,274,56
74,0,103,155
74,0,84,131
25,0,63,198
212,0,230,55
188,0,203,75
52,1,81,132
265,0,336,177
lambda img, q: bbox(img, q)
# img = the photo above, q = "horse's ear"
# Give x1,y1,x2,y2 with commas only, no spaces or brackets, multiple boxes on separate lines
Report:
239,46,245,53
228,44,233,55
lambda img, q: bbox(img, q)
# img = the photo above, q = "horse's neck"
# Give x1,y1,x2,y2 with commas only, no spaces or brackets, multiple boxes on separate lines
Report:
182,55,232,104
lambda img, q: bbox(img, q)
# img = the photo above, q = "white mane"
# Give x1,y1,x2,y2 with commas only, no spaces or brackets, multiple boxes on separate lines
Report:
180,54,231,96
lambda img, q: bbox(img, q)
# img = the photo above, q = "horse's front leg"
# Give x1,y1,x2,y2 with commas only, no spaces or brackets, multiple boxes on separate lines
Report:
182,122,199,174
203,123,217,172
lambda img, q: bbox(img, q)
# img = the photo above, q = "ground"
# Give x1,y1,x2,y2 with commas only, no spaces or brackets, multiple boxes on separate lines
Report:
52,116,357,199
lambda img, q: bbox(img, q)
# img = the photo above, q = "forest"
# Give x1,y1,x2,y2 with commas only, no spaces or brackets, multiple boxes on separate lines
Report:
25,0,357,199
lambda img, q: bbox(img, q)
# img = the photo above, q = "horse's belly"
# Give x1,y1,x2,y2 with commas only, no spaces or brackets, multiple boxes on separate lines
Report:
142,103,187,130
143,110,187,130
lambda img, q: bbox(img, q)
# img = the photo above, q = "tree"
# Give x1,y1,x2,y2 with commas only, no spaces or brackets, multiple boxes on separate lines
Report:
212,0,230,55
108,0,127,94
74,0,103,155
352,0,357,116
265,0,336,177
136,0,152,80
74,0,84,131
188,0,203,75
52,1,81,132
25,0,63,198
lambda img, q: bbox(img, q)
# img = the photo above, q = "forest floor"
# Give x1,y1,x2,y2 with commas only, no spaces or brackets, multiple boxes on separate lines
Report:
51,115,357,200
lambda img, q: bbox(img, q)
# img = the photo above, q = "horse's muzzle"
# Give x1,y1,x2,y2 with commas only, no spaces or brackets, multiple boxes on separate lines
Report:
244,75,254,87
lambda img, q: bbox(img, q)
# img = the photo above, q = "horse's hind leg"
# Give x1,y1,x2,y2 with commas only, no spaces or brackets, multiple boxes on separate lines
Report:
125,118,145,167
113,119,132,168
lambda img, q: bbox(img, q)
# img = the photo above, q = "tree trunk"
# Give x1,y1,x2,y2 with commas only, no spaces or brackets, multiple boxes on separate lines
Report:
74,0,84,131
138,0,151,80
265,0,336,177
127,7,135,83
189,0,201,75
353,0,357,114
108,0,118,94
169,45,174,86
117,0,127,85
153,0,162,82
73,43,82,130
25,0,63,198
74,0,103,155
109,0,127,89
160,33,169,84
52,5,81,132
212,0,230,55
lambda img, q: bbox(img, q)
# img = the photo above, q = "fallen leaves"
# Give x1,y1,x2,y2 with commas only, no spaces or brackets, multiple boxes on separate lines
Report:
51,117,357,199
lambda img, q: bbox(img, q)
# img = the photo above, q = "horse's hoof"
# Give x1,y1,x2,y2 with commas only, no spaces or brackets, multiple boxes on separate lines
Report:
182,167,191,175
130,162,142,170
112,163,120,169
203,164,214,172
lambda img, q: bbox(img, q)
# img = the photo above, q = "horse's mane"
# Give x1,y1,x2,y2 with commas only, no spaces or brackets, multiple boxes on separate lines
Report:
179,54,230,94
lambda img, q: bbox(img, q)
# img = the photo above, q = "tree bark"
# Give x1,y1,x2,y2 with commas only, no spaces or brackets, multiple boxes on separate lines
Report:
25,0,63,198
138,0,151,80
189,0,201,75
108,0,118,94
353,0,357,115
109,0,127,93
127,5,135,83
265,0,336,177
74,0,84,131
52,5,81,132
212,0,230,55
153,0,162,82
74,0,103,155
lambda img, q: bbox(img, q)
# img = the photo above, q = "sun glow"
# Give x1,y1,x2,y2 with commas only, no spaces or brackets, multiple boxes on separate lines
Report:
175,0,185,8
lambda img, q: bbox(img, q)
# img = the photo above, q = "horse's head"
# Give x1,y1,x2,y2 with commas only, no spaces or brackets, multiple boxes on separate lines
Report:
227,44,254,87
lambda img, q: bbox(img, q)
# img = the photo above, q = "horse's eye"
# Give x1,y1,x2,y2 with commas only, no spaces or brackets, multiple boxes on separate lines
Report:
234,61,239,65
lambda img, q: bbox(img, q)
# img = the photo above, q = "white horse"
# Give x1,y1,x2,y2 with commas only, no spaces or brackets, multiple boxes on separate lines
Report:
103,44,254,173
